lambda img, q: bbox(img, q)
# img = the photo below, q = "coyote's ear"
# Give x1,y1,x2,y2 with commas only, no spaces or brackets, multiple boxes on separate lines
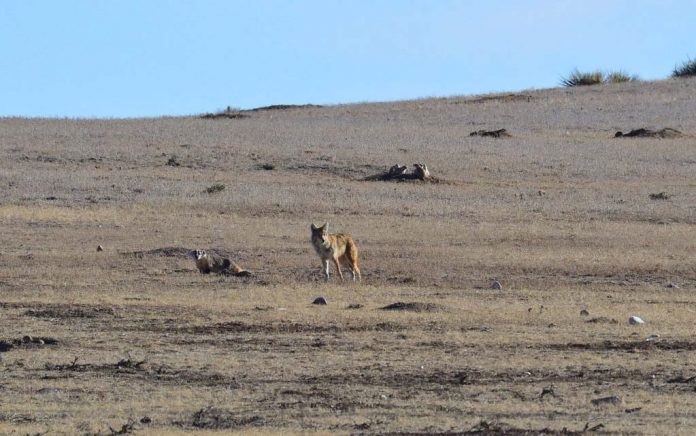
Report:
311,223,318,231
322,222,328,231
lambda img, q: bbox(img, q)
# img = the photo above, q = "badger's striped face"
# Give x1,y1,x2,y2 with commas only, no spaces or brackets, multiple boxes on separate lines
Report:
194,249,207,260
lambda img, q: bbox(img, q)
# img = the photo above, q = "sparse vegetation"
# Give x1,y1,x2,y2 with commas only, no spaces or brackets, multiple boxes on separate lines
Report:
561,69,638,86
605,70,639,83
0,79,695,434
561,69,604,87
672,56,696,77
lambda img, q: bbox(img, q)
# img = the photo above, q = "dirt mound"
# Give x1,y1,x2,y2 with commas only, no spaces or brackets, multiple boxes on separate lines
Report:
614,128,683,138
469,128,512,138
124,247,244,260
126,246,191,258
200,111,248,120
379,302,447,312
364,163,444,183
247,104,323,112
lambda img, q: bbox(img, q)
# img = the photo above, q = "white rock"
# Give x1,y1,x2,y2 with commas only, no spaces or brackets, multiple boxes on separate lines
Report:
628,316,645,325
490,280,503,290
645,334,660,342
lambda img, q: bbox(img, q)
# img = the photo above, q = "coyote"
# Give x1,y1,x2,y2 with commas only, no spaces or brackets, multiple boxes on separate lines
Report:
310,222,361,282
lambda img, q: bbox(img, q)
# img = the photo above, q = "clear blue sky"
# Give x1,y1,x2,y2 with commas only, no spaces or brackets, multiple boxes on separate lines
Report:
1,1,694,118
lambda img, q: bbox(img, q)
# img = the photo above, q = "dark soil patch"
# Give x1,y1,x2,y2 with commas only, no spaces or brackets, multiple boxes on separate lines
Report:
246,104,323,112
649,192,672,200
546,340,696,352
288,160,382,179
585,317,619,324
24,306,115,319
125,246,191,258
200,111,249,120
190,407,263,429
614,128,683,138
458,94,533,104
176,320,406,335
44,359,239,387
379,302,448,313
469,128,512,138
460,419,596,435
301,365,653,390
666,375,696,383
0,336,59,352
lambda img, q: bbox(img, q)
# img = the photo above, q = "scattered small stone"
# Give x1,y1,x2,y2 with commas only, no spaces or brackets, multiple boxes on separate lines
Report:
666,282,680,289
490,280,503,290
628,316,645,325
580,309,590,316
140,416,152,424
346,303,363,309
625,407,642,414
538,189,546,196
591,395,622,406
312,296,328,305
22,335,33,343
97,245,104,252
645,334,660,342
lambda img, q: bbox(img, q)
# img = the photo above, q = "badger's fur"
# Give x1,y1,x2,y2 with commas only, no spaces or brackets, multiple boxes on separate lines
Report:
190,249,251,276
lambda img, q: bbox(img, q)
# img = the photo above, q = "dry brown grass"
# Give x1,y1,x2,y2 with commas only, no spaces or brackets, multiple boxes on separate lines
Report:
1,78,696,434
